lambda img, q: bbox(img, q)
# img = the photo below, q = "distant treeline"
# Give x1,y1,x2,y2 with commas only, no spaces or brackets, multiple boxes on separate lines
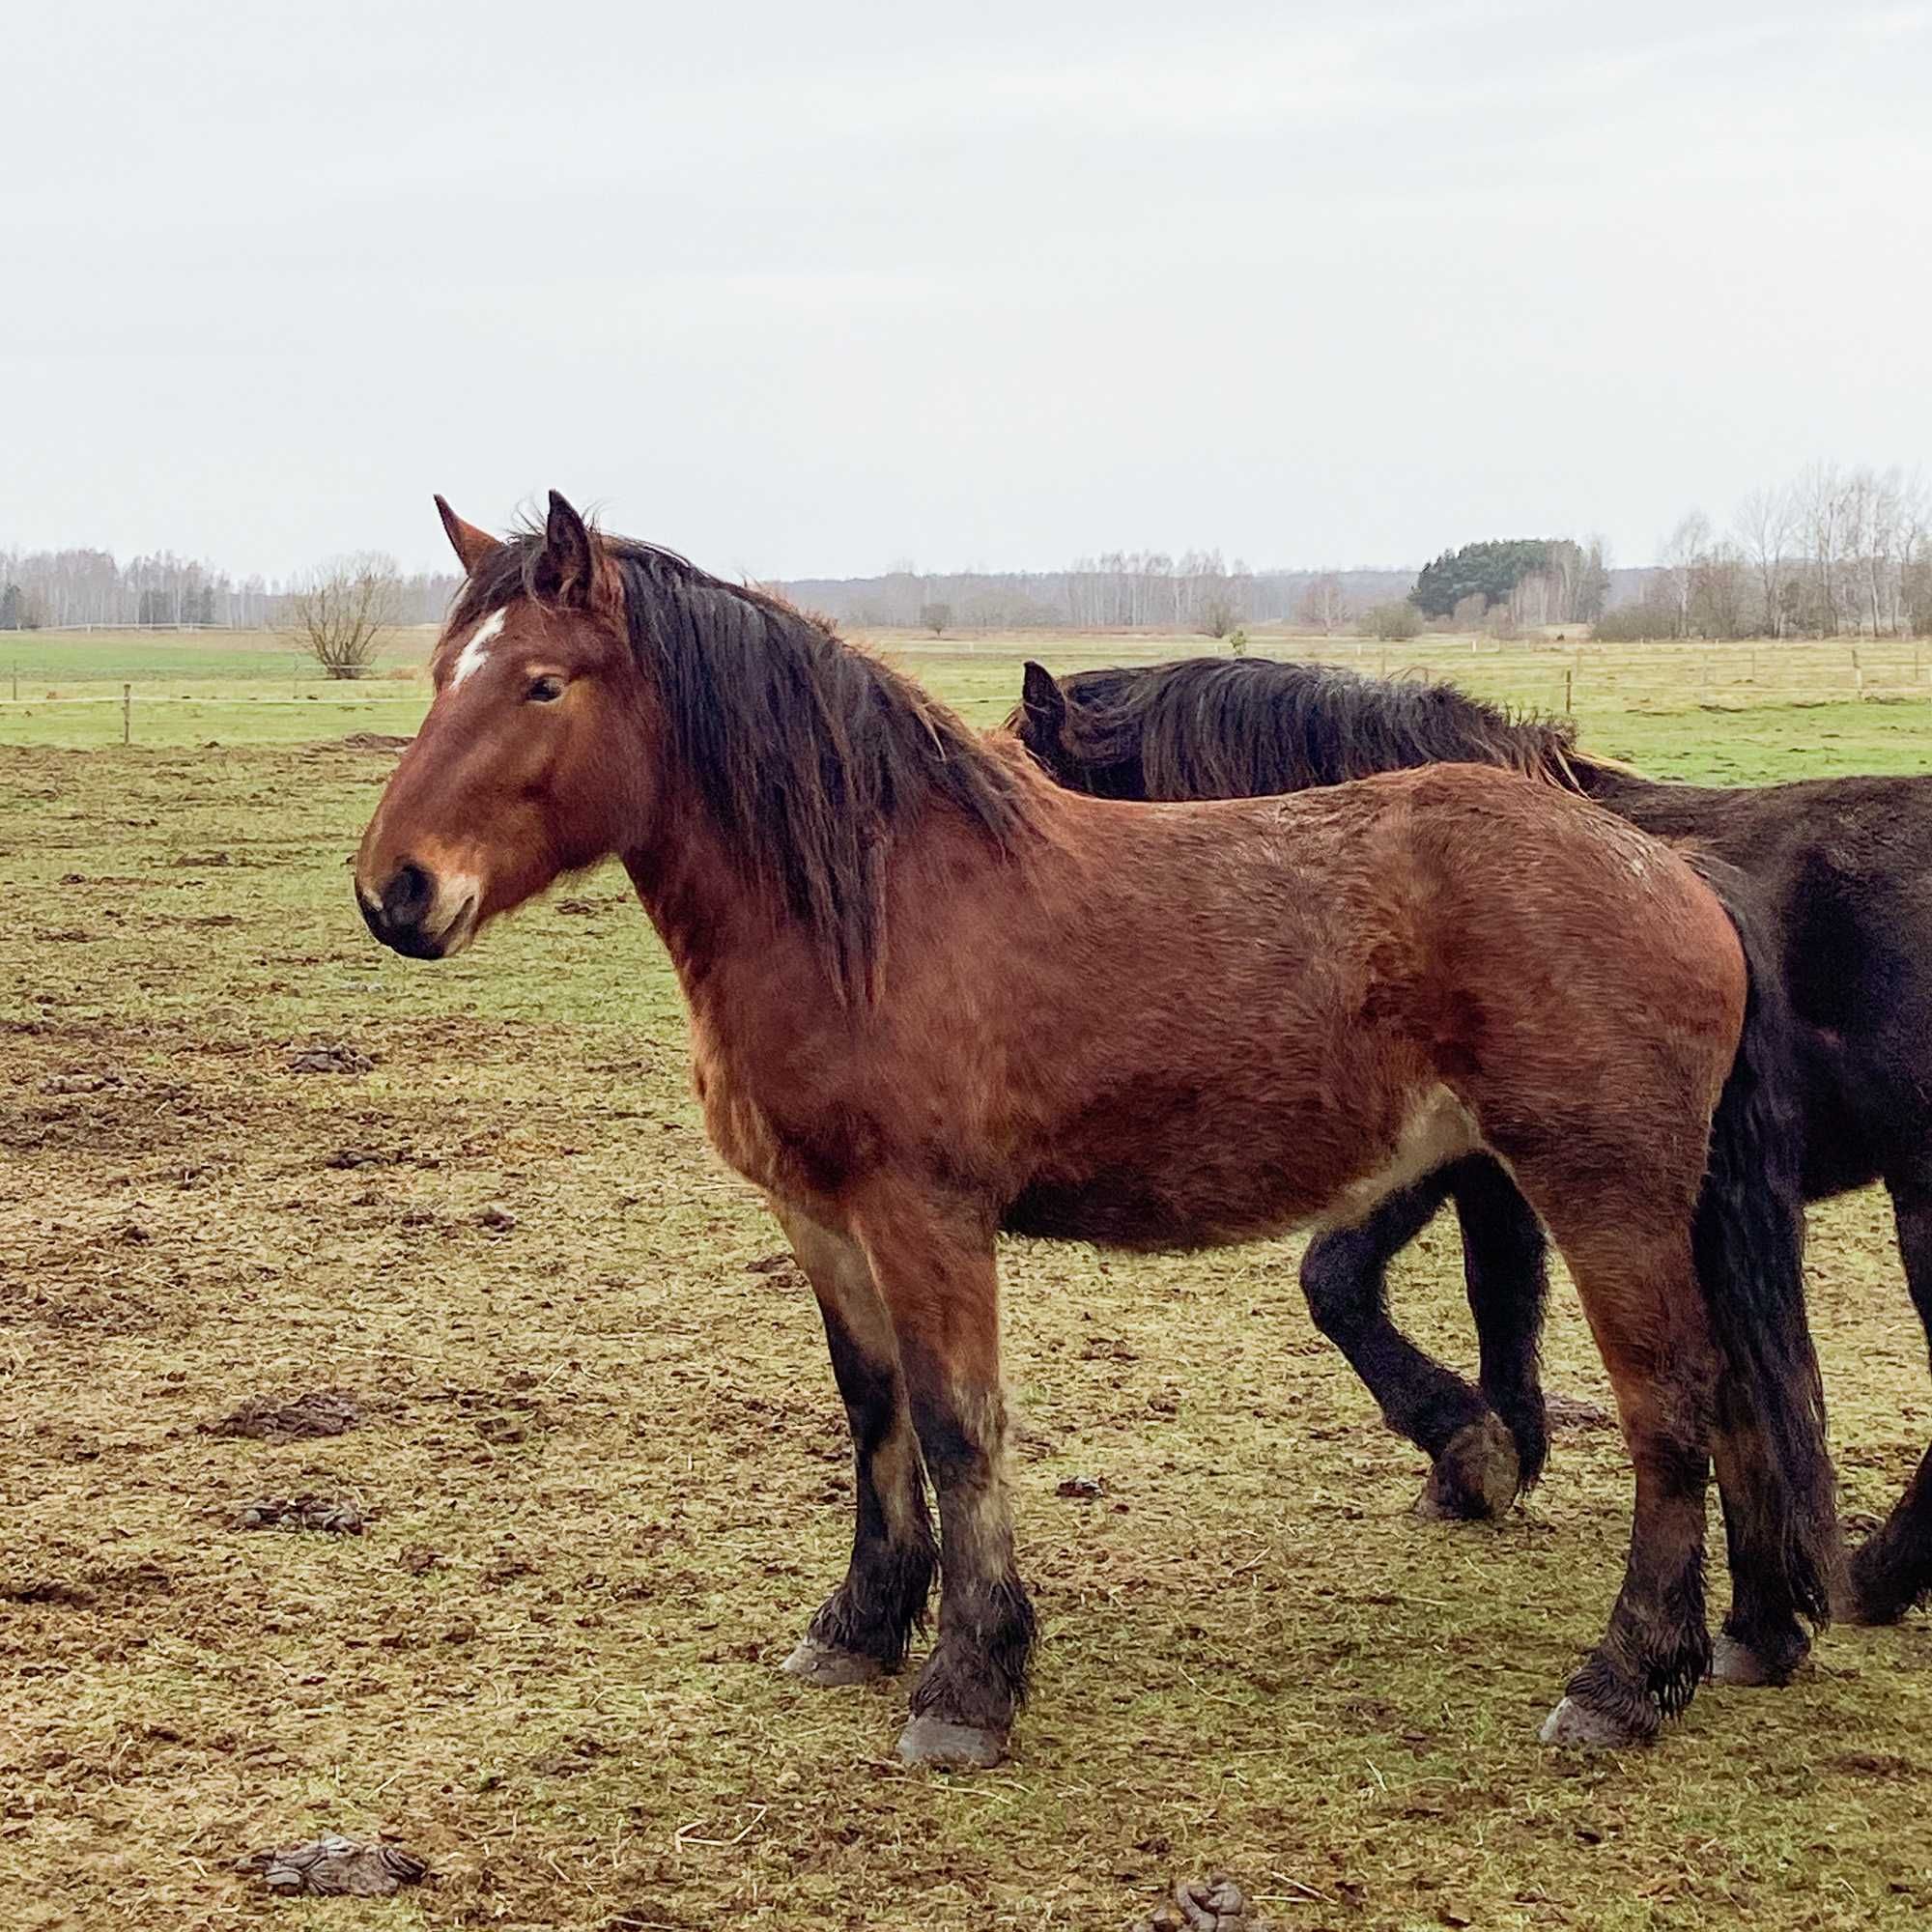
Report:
0,549,459,632
4,460,1924,639
775,559,1418,635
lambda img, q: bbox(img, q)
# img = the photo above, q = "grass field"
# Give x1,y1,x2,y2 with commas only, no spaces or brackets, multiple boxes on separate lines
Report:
5,629,1932,1931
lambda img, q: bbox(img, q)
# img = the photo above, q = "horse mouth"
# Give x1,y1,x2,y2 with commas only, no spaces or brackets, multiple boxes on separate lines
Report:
357,883,479,960
436,894,480,957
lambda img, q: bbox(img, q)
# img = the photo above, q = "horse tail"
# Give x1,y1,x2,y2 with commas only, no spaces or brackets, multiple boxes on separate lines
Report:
1690,856,1837,1627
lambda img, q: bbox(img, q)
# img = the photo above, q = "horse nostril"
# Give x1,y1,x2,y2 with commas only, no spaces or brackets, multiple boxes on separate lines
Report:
384,861,434,927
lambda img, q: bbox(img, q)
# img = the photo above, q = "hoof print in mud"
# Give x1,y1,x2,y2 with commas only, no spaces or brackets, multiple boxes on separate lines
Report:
238,1494,365,1535
285,1042,375,1075
1128,1875,1275,1932
240,1835,428,1898
201,1390,366,1442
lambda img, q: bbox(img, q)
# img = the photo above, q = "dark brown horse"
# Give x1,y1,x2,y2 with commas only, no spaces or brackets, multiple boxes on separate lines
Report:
1011,652,1932,1629
355,495,1833,1767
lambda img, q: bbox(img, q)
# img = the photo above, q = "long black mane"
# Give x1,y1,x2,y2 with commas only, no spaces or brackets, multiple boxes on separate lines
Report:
453,532,1033,1001
1011,656,1610,801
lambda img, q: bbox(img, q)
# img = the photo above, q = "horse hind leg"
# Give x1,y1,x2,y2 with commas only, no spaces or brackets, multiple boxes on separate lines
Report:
1708,1385,1814,1686
1299,1162,1520,1520
1844,1160,1932,1624
774,1208,937,1688
1535,1232,1715,1747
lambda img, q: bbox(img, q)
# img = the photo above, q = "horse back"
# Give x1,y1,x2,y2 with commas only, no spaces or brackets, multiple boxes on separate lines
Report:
1596,769,1932,1196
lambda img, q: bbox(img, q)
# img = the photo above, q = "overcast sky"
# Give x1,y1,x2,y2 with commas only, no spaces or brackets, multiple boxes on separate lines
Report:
5,1,1928,581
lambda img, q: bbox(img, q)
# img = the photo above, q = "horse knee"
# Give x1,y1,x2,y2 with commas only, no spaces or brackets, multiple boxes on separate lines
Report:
1300,1229,1381,1343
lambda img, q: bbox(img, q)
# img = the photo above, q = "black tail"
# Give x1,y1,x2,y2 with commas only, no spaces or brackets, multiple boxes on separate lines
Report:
1690,857,1837,1627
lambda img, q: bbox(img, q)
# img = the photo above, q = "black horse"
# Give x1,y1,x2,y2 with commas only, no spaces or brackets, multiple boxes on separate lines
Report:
1010,654,1932,1627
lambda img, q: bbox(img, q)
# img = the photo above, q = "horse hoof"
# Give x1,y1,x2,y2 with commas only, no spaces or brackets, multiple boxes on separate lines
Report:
781,1638,887,1688
1836,1548,1911,1627
895,1715,1007,1770
1709,1632,1806,1688
1538,1695,1643,1749
1416,1416,1520,1521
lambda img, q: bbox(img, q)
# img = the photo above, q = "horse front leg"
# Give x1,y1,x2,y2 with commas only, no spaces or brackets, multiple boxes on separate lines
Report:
855,1203,1037,1770
1455,1154,1553,1495
1300,1162,1521,1520
1843,1160,1932,1624
774,1208,937,1687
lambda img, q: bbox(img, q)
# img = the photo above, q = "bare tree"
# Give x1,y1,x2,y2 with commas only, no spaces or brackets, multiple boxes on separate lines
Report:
1295,572,1350,635
919,602,952,637
1659,511,1713,639
1733,486,1792,637
290,553,403,679
1198,591,1243,639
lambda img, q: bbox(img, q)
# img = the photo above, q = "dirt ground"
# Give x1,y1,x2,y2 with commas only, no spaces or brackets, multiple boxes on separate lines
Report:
6,685,1932,1930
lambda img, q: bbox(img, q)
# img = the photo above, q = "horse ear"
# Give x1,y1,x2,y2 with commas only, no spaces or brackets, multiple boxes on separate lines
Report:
533,490,598,607
434,496,502,576
1021,661,1066,734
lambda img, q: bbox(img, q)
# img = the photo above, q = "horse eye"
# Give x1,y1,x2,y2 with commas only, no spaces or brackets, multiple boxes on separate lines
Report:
526,674,566,703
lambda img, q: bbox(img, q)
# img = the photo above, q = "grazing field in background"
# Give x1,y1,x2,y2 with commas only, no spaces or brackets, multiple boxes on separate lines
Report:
5,630,1932,1931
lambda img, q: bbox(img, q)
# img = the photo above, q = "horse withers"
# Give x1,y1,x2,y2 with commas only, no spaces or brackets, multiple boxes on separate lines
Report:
1013,653,1932,1628
355,495,1833,1766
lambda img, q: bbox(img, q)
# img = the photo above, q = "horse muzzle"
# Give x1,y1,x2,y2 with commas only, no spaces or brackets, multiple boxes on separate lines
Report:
356,859,480,960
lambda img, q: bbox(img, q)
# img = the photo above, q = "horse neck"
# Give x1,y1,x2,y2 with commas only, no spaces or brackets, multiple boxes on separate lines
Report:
1565,755,1659,808
619,810,796,1013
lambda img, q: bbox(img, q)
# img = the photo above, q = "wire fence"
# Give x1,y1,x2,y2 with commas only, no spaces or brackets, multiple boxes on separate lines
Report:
890,630,1932,714
5,632,1932,744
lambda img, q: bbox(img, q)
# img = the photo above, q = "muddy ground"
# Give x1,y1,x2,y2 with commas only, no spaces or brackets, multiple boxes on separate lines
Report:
5,702,1932,1931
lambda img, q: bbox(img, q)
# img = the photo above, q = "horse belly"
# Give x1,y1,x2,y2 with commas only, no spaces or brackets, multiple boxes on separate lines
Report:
1003,1082,1480,1252
1001,1168,1319,1249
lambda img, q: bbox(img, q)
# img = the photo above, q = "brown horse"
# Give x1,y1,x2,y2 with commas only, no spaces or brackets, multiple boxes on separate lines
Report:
355,494,1834,1768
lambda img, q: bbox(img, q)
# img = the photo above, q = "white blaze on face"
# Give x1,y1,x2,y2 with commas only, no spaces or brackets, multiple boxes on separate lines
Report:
448,609,506,690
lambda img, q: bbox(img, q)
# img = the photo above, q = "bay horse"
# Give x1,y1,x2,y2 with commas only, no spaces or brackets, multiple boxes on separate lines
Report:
1011,652,1932,1626
355,494,1834,1768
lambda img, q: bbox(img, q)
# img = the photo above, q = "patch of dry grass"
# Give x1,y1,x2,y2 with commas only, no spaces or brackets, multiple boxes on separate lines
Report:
4,698,1932,1930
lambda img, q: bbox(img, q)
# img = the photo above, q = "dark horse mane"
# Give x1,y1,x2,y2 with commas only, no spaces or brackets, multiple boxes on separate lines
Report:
1013,656,1617,801
452,529,1034,1001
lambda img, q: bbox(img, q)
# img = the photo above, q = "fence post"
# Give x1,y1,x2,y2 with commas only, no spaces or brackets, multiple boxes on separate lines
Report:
123,682,131,745
1564,668,1574,715
1853,647,1863,700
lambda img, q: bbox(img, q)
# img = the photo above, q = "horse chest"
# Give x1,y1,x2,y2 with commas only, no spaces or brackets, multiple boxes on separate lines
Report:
688,1043,868,1209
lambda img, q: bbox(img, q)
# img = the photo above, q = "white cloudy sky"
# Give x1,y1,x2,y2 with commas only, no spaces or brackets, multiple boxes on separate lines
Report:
5,0,1928,579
